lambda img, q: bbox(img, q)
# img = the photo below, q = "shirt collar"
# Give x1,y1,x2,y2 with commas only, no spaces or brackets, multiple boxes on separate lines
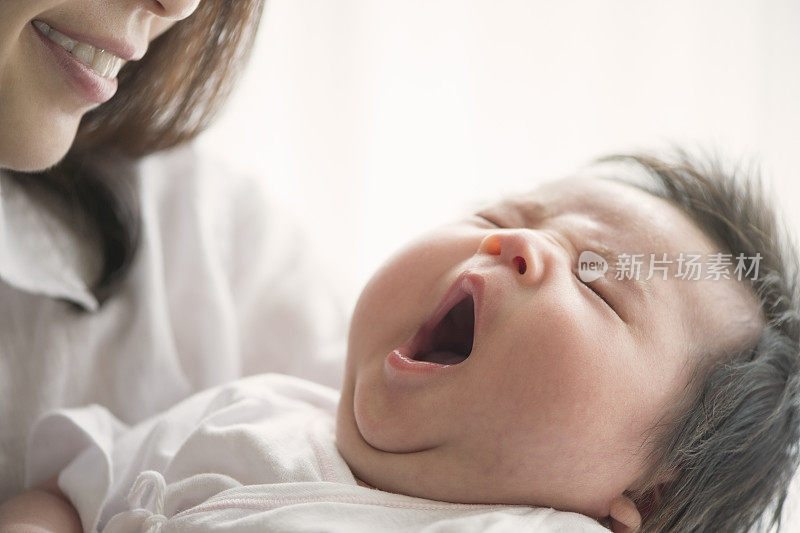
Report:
0,171,100,311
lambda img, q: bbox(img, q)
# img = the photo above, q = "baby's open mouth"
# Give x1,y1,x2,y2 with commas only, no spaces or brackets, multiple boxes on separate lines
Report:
410,293,476,365
387,271,483,376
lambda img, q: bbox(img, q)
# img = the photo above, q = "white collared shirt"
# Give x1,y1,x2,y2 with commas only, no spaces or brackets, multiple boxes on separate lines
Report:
0,144,347,501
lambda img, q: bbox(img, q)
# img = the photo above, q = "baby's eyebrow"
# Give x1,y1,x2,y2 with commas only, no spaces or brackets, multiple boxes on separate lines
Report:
507,198,553,223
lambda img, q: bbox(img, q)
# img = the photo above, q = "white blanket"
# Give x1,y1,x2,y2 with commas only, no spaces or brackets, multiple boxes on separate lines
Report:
25,374,607,532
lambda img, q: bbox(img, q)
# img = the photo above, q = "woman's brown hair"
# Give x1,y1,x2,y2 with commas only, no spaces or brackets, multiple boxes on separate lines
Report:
10,0,266,305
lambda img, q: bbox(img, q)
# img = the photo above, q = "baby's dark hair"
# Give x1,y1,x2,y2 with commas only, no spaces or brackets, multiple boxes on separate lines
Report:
595,150,800,532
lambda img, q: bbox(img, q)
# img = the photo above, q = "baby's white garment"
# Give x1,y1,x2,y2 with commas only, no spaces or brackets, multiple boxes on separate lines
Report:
25,374,607,532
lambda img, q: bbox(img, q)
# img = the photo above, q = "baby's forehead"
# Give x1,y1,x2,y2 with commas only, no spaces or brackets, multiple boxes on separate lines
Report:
499,176,662,218
488,177,706,250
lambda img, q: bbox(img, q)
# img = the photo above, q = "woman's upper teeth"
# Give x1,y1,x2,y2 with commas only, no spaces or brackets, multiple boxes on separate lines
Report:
32,20,124,79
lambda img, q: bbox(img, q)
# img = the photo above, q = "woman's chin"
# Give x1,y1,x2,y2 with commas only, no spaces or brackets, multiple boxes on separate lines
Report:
0,120,78,172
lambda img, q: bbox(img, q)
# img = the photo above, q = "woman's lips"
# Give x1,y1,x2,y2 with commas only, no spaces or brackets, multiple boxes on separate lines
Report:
31,21,119,104
384,271,484,381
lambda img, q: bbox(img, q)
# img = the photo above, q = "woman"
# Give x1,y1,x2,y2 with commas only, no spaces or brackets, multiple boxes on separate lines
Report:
0,0,345,502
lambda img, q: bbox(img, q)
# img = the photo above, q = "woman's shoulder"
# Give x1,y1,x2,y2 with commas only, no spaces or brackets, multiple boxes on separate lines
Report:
131,142,347,389
138,142,274,214
136,142,294,271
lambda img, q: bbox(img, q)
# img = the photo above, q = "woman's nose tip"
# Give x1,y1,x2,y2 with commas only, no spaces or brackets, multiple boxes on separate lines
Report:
152,0,201,20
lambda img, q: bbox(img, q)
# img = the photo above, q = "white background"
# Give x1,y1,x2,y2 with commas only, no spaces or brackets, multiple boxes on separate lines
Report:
198,1,800,523
199,0,800,310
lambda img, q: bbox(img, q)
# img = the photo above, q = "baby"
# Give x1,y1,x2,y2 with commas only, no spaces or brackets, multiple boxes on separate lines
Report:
3,151,798,532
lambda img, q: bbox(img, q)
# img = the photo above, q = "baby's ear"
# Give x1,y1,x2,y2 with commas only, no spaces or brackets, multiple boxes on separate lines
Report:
608,493,641,533
608,483,670,533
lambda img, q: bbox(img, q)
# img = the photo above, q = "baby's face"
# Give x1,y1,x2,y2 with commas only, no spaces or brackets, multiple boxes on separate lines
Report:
336,177,757,519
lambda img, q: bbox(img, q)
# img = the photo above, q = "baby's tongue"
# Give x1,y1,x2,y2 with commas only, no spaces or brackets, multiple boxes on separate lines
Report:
415,350,464,365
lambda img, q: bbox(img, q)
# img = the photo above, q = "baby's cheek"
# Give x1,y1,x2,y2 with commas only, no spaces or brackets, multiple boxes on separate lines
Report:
514,303,625,431
353,231,482,335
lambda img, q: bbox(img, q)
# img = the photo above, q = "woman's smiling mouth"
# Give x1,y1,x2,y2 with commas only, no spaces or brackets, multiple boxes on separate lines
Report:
29,19,132,104
32,20,126,79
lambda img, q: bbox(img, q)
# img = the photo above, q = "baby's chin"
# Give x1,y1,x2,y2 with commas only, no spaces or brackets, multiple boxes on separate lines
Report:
335,393,519,506
336,397,626,522
334,384,443,499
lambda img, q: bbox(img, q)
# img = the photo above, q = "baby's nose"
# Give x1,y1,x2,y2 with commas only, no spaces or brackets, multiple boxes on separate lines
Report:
478,231,543,285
